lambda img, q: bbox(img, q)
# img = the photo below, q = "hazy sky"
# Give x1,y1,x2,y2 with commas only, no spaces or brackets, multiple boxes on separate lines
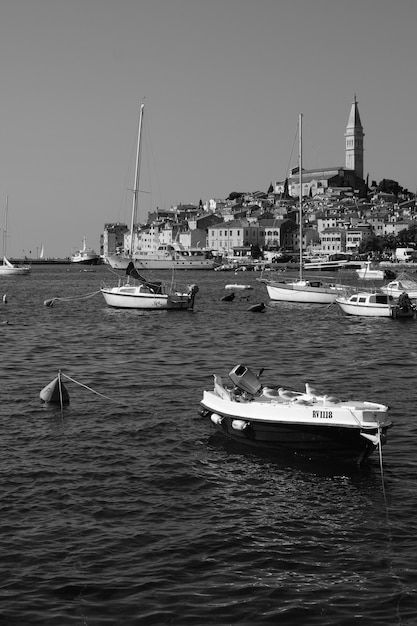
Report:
1,0,416,258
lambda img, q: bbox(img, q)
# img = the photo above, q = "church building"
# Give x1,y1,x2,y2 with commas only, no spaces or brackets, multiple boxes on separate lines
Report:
275,96,367,198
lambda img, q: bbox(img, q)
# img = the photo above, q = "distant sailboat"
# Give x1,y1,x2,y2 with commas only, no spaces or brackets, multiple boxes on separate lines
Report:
39,244,45,260
0,197,31,276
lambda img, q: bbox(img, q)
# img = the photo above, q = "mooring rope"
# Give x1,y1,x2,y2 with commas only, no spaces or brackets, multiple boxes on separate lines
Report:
44,290,101,306
60,372,131,405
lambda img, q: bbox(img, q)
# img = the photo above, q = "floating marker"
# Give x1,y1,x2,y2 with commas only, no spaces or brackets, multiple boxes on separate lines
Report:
43,298,57,307
2,294,7,304
40,374,70,405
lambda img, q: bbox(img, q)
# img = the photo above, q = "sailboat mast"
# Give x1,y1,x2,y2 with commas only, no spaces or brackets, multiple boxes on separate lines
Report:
129,102,145,256
298,114,303,280
2,195,9,259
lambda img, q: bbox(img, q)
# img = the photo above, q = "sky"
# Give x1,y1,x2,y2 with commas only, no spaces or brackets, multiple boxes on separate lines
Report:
0,0,416,258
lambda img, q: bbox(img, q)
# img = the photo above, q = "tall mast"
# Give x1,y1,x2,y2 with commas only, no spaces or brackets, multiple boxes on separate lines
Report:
298,114,303,280
129,102,144,256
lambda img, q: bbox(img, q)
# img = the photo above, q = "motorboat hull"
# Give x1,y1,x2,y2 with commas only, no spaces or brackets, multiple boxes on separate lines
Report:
200,406,389,465
336,301,392,317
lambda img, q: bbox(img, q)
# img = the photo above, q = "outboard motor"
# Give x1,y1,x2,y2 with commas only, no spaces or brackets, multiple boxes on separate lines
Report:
228,364,262,395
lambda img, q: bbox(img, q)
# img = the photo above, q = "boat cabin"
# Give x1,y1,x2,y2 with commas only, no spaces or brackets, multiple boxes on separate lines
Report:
347,293,393,305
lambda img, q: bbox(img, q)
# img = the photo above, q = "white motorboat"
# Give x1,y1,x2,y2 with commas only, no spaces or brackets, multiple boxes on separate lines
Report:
101,262,198,310
336,290,415,318
262,115,345,304
199,364,392,465
71,237,99,265
356,261,395,280
380,273,417,299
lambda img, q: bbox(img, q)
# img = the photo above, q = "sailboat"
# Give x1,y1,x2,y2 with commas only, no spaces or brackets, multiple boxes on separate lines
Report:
105,104,214,271
261,115,344,304
0,197,31,276
101,104,199,310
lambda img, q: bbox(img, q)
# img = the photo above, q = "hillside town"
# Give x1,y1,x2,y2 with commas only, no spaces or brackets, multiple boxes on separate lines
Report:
101,97,417,266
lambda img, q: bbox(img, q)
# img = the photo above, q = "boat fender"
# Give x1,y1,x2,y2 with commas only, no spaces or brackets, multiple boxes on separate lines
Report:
360,431,380,445
210,413,223,426
231,419,249,431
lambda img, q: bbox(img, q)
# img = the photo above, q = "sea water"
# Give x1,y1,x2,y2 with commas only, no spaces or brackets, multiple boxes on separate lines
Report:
0,265,416,625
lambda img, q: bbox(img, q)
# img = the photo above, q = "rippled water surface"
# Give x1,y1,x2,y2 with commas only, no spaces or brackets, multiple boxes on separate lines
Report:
1,265,417,625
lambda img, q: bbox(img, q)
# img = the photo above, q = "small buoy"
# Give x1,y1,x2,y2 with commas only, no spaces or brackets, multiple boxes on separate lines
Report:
221,292,235,302
248,302,266,313
2,294,7,304
40,375,70,405
43,298,56,307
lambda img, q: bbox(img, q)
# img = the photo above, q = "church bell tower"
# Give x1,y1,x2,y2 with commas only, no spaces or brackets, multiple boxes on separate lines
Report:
345,95,364,180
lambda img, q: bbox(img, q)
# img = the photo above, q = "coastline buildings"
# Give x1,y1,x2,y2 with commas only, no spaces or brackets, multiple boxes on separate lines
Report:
101,97,415,260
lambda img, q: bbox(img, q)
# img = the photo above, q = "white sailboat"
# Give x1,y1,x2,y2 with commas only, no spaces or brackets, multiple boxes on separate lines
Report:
0,197,31,276
101,103,199,310
105,104,215,271
261,115,344,304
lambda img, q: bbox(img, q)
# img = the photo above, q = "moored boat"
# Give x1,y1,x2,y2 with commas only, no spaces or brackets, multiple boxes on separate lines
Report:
101,261,198,310
380,273,417,299
199,364,392,465
106,243,215,270
335,290,416,318
71,237,99,265
0,256,31,276
356,261,395,280
261,115,346,304
0,197,31,276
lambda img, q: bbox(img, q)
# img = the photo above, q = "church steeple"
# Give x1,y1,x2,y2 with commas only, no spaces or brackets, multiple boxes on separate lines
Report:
345,95,364,180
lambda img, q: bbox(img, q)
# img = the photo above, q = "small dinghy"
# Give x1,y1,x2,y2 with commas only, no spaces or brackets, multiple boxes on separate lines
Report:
225,284,253,290
40,374,70,405
199,364,392,465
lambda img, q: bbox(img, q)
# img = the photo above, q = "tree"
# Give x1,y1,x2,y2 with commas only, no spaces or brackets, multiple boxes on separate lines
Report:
227,192,245,201
377,179,403,196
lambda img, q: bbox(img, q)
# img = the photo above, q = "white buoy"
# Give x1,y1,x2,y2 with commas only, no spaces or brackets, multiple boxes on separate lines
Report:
40,373,70,405
2,294,7,304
